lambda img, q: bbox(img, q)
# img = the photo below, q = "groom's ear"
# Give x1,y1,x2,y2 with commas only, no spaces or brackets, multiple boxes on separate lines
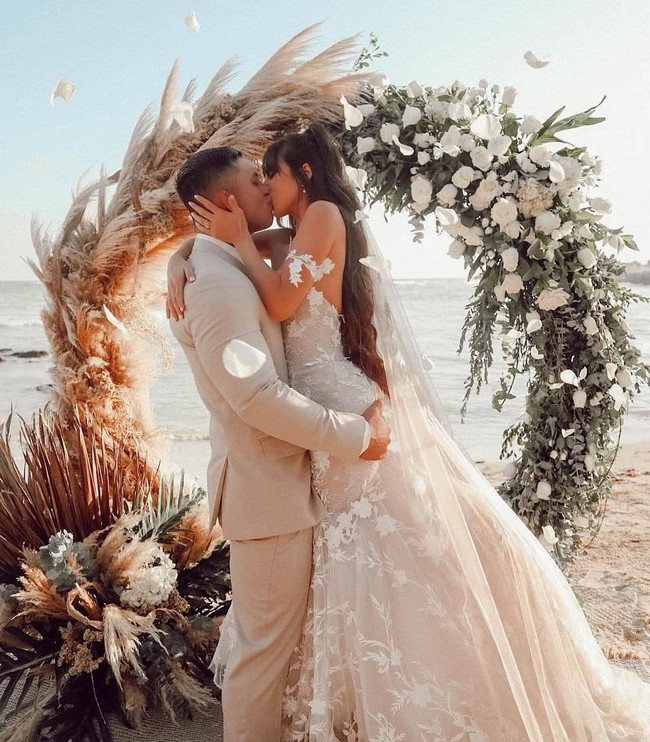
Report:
212,190,232,210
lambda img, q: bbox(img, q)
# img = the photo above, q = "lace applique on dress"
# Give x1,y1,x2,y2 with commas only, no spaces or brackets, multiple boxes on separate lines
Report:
286,250,335,286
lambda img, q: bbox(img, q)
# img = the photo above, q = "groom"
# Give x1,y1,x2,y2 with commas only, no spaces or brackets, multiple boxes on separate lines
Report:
171,147,389,741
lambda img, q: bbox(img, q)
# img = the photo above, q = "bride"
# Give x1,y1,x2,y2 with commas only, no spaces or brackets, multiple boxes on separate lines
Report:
167,123,650,740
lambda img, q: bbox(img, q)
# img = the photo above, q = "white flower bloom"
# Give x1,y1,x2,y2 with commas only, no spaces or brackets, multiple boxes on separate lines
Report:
491,198,518,228
471,113,501,140
573,389,587,408
448,240,466,259
487,135,512,157
580,152,596,167
577,248,597,269
407,80,426,98
470,146,493,171
380,122,401,144
521,115,542,135
417,151,431,165
345,165,368,191
433,142,461,159
501,273,524,294
537,287,570,311
500,245,520,272
529,145,551,167
50,77,77,107
589,197,612,214
560,369,580,386
120,546,177,609
583,315,599,335
565,190,586,211
170,101,196,133
184,10,200,32
470,172,501,210
491,84,501,94
451,165,474,189
357,136,375,155
526,311,542,333
402,104,422,127
541,524,559,545
411,174,433,211
448,101,472,121
437,183,458,207
340,95,364,129
608,383,627,411
458,133,476,152
515,152,538,174
534,210,561,234
460,224,485,246
501,86,518,107
536,481,551,500
392,134,414,156
413,132,432,148
524,50,551,68
504,220,523,239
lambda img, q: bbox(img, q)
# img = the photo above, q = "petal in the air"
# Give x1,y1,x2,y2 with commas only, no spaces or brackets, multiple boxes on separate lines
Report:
524,50,551,68
171,101,195,133
345,165,368,191
222,339,267,378
359,256,391,274
354,210,369,224
340,95,364,130
185,11,200,33
50,77,76,107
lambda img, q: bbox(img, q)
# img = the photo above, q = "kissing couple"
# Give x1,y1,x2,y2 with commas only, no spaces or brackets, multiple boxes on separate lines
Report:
168,123,650,740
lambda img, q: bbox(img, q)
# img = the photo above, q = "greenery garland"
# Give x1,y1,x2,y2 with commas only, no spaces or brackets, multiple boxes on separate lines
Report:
334,59,649,564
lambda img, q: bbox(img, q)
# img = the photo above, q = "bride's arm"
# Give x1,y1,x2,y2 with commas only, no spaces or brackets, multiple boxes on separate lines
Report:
252,228,293,269
167,238,196,320
191,195,341,321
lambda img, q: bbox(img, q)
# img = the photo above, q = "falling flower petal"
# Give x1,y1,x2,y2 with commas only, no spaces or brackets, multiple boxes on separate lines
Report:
222,339,266,378
354,209,369,224
184,11,200,32
103,305,128,336
50,77,76,107
524,50,551,68
170,101,195,133
605,362,617,381
541,525,559,544
340,95,364,130
345,165,368,191
391,134,414,156
359,256,391,274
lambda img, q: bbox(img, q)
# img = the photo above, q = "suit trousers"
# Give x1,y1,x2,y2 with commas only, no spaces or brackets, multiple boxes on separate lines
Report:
222,527,314,741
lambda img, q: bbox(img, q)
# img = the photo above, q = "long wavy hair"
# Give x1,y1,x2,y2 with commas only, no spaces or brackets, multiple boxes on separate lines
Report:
263,123,388,395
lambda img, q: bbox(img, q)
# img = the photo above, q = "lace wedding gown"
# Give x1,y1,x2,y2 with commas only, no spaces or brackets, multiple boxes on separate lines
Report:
214,274,650,741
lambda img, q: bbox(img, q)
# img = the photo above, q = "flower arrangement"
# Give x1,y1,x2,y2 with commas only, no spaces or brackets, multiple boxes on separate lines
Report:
0,412,230,741
335,74,650,564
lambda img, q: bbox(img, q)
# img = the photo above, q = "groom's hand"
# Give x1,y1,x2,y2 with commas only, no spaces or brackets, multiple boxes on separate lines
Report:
360,400,390,460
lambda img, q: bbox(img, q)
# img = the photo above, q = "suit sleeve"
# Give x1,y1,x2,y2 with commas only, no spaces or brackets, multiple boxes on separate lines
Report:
186,279,368,462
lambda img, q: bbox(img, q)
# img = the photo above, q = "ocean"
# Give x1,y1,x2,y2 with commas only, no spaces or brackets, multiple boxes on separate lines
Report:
1,279,648,476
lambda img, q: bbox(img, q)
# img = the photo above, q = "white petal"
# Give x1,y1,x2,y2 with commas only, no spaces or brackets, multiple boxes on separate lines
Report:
50,77,76,107
184,11,200,33
340,95,364,130
434,207,458,227
560,369,579,386
391,134,414,156
524,50,551,68
359,256,391,274
353,209,369,224
170,101,195,133
222,339,266,378
541,524,559,544
345,165,368,191
470,114,501,141
548,160,565,183
103,305,128,336
561,428,575,437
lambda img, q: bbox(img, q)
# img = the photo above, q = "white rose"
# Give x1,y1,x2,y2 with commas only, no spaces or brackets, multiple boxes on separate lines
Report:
529,145,551,166
583,316,599,335
411,174,433,208
500,245,520,272
357,136,375,155
577,248,597,269
437,183,458,207
573,389,587,408
451,165,474,189
515,152,538,174
402,104,422,127
470,145,493,171
536,481,551,500
459,133,476,152
534,210,561,234
447,240,466,259
504,220,523,239
501,86,518,107
417,151,431,165
460,224,485,246
487,135,512,157
589,197,612,214
501,273,524,294
491,198,518,228
526,311,542,333
407,80,426,98
521,115,542,135
470,172,501,210
537,287,570,311
380,122,401,144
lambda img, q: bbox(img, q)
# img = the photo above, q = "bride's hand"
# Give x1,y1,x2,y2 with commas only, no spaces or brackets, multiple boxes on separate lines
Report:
189,194,249,246
166,252,195,321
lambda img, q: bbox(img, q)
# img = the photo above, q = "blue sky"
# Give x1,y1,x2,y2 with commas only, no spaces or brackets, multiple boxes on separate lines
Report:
1,0,649,280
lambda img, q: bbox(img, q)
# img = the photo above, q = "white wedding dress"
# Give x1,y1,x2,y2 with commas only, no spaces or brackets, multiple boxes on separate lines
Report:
214,267,650,740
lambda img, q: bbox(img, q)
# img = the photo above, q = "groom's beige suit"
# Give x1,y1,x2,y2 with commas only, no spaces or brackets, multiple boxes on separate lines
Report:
170,235,368,741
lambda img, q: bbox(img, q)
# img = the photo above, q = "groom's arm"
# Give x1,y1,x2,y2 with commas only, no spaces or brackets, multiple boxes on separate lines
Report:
186,279,369,462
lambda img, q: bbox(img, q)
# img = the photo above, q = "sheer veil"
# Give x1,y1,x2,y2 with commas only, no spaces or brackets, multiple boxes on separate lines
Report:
363,221,650,738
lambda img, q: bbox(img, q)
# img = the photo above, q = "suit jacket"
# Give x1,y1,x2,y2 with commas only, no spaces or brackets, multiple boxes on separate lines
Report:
170,237,368,540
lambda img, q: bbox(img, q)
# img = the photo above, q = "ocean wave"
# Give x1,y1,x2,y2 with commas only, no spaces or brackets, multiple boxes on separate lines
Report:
160,430,209,441
0,321,43,328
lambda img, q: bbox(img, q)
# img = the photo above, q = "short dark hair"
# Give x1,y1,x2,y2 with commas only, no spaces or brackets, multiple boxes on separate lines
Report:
175,147,242,209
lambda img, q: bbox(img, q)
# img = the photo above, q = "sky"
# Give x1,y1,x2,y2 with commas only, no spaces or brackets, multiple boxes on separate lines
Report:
1,0,649,281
